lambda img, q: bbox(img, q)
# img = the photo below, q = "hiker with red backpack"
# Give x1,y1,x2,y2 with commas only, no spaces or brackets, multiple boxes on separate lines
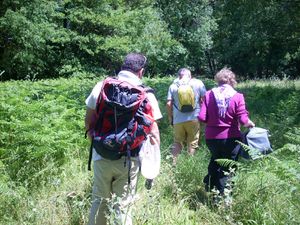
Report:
85,53,162,225
166,68,206,165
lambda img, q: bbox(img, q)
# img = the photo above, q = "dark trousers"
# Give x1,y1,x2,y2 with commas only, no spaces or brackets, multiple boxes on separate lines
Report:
204,138,241,194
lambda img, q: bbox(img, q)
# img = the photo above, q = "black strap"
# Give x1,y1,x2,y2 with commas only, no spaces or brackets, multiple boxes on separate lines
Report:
172,100,198,112
126,145,132,185
139,84,155,94
173,102,181,111
88,138,93,171
85,130,93,171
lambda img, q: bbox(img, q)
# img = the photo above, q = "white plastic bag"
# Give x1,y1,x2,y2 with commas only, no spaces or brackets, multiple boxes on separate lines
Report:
139,136,161,179
240,127,273,159
247,127,273,153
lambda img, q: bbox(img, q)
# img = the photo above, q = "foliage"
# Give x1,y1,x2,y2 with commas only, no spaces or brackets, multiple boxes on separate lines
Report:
1,1,300,80
238,141,264,160
0,76,96,188
0,0,185,80
155,0,217,75
212,0,300,78
215,158,239,168
1,76,300,224
233,142,300,224
0,1,60,80
238,80,300,148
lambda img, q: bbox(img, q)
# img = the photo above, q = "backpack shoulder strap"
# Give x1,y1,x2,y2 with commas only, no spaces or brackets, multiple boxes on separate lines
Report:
102,76,117,84
176,78,192,87
139,84,155,94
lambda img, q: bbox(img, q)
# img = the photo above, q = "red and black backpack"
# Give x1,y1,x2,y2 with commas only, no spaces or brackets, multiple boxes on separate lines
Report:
88,77,154,169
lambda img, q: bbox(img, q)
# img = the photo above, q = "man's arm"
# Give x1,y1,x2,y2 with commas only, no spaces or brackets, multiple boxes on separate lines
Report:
149,121,160,145
85,107,97,139
199,96,205,104
166,100,173,125
198,96,207,123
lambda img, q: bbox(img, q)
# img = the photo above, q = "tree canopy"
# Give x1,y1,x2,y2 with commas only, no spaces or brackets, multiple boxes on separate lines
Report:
0,0,299,80
212,0,300,79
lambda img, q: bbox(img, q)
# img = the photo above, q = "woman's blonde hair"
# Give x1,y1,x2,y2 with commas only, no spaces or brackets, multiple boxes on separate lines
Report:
214,67,237,86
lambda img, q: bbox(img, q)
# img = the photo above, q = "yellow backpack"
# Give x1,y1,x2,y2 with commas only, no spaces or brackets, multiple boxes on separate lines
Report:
176,81,195,112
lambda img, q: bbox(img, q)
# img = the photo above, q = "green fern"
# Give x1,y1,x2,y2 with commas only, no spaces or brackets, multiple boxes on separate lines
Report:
238,141,264,160
284,127,300,145
215,159,240,168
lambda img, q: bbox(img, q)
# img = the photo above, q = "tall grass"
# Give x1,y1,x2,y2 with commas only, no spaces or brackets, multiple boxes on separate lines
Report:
0,75,299,224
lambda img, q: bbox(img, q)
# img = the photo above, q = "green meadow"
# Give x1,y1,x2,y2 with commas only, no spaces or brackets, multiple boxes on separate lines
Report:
0,76,299,225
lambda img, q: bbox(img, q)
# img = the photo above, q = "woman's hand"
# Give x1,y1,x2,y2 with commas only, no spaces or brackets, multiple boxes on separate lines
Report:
244,119,255,128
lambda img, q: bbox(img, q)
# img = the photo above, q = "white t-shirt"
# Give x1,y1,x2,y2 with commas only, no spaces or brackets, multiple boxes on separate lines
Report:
167,77,206,124
85,70,163,160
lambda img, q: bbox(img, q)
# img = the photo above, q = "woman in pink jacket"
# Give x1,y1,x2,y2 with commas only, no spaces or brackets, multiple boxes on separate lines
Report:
198,68,255,195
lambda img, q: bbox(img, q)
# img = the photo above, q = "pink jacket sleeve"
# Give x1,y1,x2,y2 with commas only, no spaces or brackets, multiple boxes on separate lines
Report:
236,93,250,125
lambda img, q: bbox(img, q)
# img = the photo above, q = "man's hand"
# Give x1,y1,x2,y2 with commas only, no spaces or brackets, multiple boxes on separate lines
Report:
166,100,173,126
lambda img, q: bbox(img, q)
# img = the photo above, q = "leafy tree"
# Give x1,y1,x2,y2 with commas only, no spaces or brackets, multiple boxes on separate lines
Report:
155,0,217,75
212,0,300,78
0,1,61,80
62,0,186,76
0,0,186,80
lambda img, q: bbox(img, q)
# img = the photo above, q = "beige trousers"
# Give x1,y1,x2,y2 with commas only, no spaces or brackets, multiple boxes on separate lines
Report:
88,157,139,225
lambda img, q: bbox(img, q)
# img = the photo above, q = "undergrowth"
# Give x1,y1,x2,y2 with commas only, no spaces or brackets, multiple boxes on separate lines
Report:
0,76,299,224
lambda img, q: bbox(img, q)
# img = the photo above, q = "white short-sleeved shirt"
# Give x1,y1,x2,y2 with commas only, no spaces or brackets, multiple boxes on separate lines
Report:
167,78,206,124
85,70,162,160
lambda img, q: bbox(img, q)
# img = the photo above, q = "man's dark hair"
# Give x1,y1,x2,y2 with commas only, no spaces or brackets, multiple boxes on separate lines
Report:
121,53,147,73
